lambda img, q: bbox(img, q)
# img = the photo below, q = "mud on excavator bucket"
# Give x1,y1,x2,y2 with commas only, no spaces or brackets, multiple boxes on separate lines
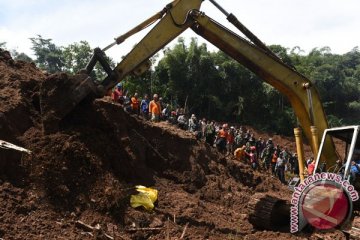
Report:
40,48,114,134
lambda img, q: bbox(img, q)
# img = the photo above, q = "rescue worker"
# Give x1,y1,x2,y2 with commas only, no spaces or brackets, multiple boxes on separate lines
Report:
177,112,188,130
188,114,198,132
261,145,273,170
149,94,162,122
111,83,123,103
234,145,246,161
256,137,266,160
216,124,228,153
275,153,286,184
227,126,235,155
290,153,299,175
271,153,278,175
200,118,207,139
205,121,216,145
266,138,274,148
245,147,257,169
234,132,244,149
350,157,360,182
307,159,316,175
162,104,171,121
130,92,140,114
140,94,150,119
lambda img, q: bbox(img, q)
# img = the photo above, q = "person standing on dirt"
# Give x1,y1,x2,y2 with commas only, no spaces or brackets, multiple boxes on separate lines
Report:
271,153,278,175
200,118,207,139
131,92,140,114
255,137,264,159
188,114,198,132
162,104,171,121
216,124,228,154
111,83,124,104
244,130,251,143
234,131,244,149
289,153,299,175
227,126,235,155
261,145,273,170
307,158,316,175
306,157,314,167
177,111,188,130
149,94,162,122
350,158,360,181
245,147,257,169
274,144,282,157
205,121,216,145
140,94,150,119
266,138,274,149
234,145,246,161
275,153,286,184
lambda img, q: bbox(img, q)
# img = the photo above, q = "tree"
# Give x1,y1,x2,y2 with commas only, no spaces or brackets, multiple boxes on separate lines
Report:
62,41,115,80
0,42,6,49
30,35,64,73
11,50,33,62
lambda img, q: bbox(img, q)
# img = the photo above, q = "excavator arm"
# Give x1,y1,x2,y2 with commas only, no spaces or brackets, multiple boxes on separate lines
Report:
98,1,335,165
189,11,336,165
40,0,336,166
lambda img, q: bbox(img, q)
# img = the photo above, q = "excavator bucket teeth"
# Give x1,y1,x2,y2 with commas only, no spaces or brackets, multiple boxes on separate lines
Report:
40,73,97,134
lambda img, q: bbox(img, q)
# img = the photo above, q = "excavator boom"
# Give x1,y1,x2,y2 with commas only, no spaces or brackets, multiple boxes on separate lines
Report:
40,0,336,166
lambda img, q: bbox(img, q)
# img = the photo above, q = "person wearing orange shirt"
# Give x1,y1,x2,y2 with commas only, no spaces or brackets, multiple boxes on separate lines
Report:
149,94,162,122
131,92,140,114
234,145,246,161
216,124,228,153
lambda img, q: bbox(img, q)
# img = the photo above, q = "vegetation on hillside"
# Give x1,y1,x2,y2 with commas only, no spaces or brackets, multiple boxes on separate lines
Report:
1,36,359,135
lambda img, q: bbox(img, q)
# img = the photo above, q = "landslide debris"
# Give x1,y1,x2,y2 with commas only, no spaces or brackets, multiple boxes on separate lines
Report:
0,49,345,239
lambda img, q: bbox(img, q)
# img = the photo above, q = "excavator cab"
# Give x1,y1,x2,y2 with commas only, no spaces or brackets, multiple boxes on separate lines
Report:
314,125,360,184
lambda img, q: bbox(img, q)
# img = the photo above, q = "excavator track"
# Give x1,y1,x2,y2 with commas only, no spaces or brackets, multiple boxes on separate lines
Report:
248,193,290,231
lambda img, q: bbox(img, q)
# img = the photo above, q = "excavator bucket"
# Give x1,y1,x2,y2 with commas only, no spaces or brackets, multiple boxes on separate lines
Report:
40,48,114,134
40,72,97,134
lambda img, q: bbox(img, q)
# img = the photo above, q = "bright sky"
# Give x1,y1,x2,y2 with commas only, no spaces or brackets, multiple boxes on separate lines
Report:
0,0,359,61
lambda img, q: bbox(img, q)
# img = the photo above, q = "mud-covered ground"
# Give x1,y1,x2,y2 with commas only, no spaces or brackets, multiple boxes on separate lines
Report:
0,49,347,239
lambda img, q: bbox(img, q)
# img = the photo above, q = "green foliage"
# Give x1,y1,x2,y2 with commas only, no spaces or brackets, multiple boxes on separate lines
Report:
62,41,92,73
62,41,115,80
11,50,33,62
30,35,64,73
29,36,115,79
22,34,359,134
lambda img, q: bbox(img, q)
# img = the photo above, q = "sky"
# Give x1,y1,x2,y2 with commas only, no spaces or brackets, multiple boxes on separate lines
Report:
0,0,359,61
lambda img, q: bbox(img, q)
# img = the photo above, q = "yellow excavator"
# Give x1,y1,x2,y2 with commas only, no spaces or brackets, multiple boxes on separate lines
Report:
39,0,359,233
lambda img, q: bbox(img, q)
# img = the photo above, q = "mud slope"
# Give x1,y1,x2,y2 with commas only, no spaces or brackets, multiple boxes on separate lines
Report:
0,49,345,239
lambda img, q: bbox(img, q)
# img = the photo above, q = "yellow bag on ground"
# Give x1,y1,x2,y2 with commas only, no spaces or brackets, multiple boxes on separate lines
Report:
130,185,158,211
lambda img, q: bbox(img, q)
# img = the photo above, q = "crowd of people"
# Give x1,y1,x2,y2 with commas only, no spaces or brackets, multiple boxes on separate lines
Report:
111,84,303,184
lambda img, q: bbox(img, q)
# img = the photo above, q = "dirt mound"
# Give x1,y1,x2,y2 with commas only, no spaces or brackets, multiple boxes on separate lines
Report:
0,49,343,239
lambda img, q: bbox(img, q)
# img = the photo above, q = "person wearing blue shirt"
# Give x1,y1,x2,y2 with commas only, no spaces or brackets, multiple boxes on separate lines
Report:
350,159,360,181
140,94,150,119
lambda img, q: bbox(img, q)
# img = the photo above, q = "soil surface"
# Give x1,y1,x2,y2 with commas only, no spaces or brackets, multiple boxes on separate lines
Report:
0,49,347,239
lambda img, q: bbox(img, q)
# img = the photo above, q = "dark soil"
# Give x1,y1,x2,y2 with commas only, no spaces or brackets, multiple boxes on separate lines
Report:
0,49,347,239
